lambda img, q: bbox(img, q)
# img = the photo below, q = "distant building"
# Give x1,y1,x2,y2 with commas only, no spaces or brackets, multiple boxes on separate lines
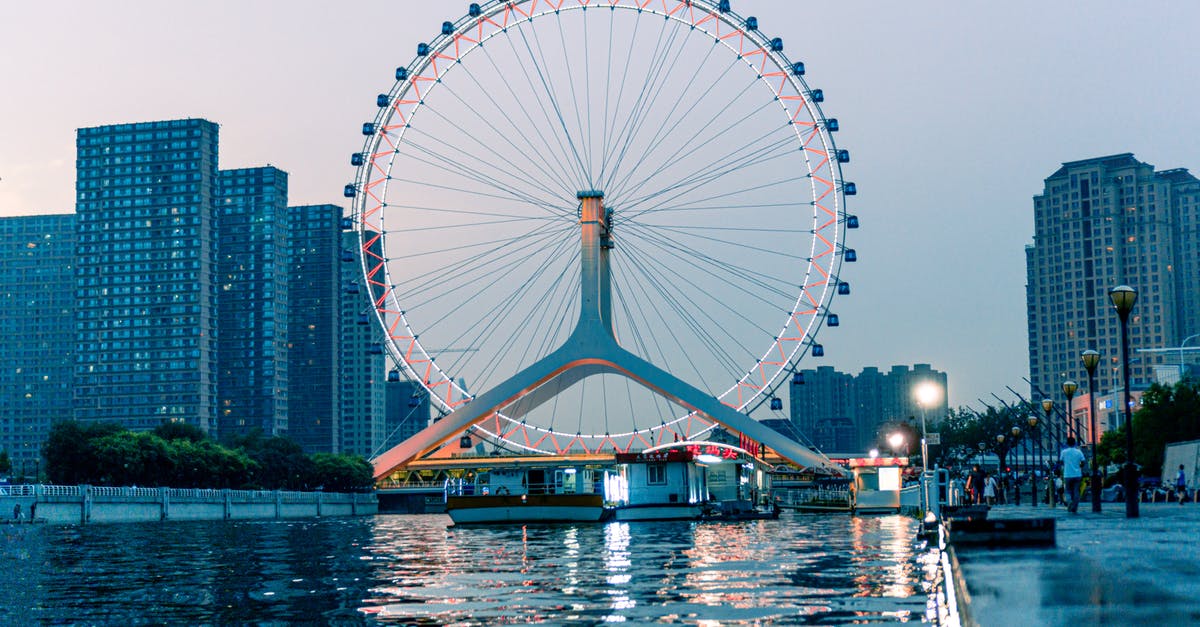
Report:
287,205,343,454
73,119,220,433
217,167,290,441
385,378,430,452
339,230,387,458
0,215,75,472
1027,154,1200,411
789,363,948,453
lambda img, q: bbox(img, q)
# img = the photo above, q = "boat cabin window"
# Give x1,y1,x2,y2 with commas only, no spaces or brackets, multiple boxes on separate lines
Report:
647,463,667,485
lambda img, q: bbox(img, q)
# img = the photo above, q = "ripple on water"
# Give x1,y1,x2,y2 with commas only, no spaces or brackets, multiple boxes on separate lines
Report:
1,512,934,624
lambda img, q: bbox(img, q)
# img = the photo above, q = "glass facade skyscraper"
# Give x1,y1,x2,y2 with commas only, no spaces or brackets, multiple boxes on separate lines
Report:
73,119,220,432
217,167,290,440
287,204,342,453
0,215,76,471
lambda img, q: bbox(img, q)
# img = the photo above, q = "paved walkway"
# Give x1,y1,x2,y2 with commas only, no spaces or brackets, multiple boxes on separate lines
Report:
952,501,1200,625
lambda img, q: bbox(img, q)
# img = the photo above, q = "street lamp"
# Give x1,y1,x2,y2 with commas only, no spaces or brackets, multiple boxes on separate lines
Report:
1082,348,1102,513
1110,284,1139,518
1042,399,1055,506
914,382,940,513
1062,381,1078,440
887,432,905,456
1011,426,1022,505
1027,414,1040,507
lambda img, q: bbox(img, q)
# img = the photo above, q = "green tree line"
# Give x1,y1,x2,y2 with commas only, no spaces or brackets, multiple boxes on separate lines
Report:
40,421,374,492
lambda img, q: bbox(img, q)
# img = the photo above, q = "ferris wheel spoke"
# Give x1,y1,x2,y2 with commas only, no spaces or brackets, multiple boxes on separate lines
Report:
611,252,716,389
448,49,581,198
386,214,560,235
388,218,566,301
599,16,689,194
400,130,566,217
508,19,591,187
416,90,577,204
636,221,813,264
388,217,566,265
616,240,747,383
606,64,760,202
615,111,790,215
435,235,579,383
638,218,816,230
408,227,574,351
550,13,593,184
605,46,737,201
618,234,777,355
620,154,805,226
622,221,799,305
468,44,587,195
597,9,642,189
619,236,752,371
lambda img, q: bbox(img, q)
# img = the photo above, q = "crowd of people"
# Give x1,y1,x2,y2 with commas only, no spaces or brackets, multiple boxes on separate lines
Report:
958,436,1193,509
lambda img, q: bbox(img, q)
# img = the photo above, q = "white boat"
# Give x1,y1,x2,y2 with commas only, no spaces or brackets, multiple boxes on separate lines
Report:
608,446,710,521
445,466,608,524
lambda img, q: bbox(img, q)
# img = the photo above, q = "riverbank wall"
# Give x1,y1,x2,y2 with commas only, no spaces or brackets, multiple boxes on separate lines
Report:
0,484,378,525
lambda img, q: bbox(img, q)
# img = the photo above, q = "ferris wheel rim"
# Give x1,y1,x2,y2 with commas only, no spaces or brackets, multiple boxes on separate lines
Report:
348,0,851,452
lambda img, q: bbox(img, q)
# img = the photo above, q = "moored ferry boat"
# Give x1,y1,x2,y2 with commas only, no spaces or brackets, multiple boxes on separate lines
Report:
610,447,707,521
444,465,609,524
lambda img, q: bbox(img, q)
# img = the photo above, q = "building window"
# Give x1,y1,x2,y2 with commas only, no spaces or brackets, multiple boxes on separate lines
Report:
647,463,667,485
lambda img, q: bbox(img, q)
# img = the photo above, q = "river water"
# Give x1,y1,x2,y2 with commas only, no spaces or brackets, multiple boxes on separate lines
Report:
2,512,936,624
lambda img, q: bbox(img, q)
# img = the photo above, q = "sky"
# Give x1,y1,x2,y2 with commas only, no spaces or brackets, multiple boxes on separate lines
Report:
1,1,1198,410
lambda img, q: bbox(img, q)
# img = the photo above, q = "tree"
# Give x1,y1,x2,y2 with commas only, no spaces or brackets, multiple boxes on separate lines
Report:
310,454,374,492
153,421,209,443
231,432,315,490
0,450,11,475
42,421,124,484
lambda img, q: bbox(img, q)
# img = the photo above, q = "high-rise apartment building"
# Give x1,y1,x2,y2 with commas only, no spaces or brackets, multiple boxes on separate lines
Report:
339,230,387,458
0,215,75,471
788,363,948,453
217,167,290,440
1027,154,1200,422
74,119,220,432
287,204,343,453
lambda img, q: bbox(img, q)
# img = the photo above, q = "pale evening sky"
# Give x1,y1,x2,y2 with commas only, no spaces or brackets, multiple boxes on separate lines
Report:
1,1,1197,410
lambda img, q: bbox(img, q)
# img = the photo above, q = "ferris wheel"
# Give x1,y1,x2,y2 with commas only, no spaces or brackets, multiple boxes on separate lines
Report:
347,0,857,464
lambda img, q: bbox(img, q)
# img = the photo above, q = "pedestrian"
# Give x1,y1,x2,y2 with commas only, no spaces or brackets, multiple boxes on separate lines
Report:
29,502,36,522
1177,464,1188,505
967,465,985,505
984,472,998,506
1060,436,1085,513
12,502,20,521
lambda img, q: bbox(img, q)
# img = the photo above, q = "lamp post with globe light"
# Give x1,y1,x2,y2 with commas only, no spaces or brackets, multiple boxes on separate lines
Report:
1027,414,1040,507
887,432,906,457
914,382,940,512
1109,285,1139,518
1042,398,1055,506
1082,349,1102,512
1062,381,1078,441
1011,426,1022,505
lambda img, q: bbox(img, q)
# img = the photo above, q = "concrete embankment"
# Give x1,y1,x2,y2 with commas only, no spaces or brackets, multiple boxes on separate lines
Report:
0,484,378,525
947,503,1200,625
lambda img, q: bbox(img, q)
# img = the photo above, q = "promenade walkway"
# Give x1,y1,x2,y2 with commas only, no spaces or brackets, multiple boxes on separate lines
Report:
953,501,1200,625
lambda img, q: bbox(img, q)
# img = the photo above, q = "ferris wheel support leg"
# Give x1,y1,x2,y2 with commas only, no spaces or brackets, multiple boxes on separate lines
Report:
598,346,848,476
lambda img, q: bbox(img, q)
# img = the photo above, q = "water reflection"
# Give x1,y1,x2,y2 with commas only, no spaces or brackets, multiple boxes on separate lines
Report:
1,512,932,624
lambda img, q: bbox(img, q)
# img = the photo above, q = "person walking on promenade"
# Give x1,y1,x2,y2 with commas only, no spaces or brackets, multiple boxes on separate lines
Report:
967,465,985,505
1060,436,1085,513
1177,464,1188,505
983,472,998,506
